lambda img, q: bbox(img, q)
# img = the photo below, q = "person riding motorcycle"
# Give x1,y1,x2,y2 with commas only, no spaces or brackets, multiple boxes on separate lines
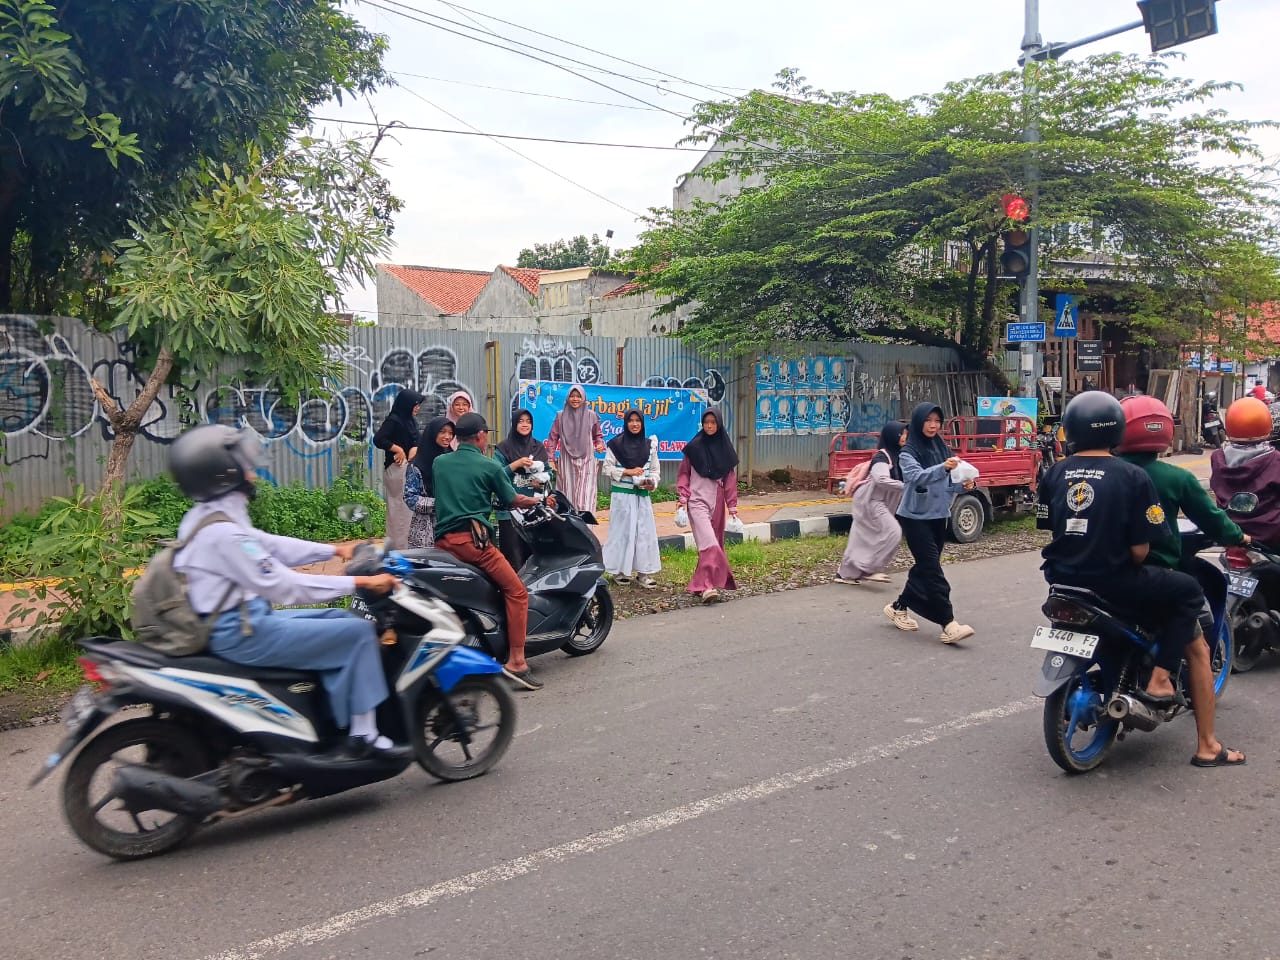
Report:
1210,397,1280,548
1037,392,1244,767
430,412,546,691
168,424,407,761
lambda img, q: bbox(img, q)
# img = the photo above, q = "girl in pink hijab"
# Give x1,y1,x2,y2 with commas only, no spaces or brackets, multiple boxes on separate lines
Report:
444,389,473,450
547,385,605,512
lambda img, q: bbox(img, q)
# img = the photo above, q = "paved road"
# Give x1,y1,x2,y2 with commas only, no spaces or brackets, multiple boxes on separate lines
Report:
1,551,1277,960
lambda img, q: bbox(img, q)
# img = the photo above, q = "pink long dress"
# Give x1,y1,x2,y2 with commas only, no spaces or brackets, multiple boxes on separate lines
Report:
677,458,739,593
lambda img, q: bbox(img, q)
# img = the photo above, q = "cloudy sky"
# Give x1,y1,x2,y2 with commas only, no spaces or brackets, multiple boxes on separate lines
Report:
319,0,1280,317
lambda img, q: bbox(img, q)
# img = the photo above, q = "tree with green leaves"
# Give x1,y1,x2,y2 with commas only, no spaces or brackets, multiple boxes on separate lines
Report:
0,0,386,313
517,233,615,270
96,134,401,494
627,56,1280,367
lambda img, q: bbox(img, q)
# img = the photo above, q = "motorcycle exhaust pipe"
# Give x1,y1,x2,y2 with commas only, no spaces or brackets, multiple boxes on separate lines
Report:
111,765,224,819
1105,695,1161,733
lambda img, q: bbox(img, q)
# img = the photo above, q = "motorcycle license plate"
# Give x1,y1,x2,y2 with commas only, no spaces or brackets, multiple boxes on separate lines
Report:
61,686,97,735
349,597,376,621
1030,626,1099,659
1228,574,1259,598
1204,419,1221,429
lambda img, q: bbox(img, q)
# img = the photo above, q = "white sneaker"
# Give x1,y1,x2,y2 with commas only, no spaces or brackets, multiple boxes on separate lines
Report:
701,588,721,604
883,603,918,632
940,621,975,644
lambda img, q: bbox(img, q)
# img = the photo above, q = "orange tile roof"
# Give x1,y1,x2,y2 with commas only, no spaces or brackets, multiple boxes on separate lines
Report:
382,265,491,314
601,279,641,299
500,265,544,295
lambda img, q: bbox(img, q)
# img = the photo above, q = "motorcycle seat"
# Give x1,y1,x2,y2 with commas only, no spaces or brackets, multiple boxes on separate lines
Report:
81,639,317,684
1046,584,1129,620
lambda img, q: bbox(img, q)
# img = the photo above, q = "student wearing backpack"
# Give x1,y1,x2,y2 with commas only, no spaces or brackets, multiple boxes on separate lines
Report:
165,425,408,761
836,421,906,584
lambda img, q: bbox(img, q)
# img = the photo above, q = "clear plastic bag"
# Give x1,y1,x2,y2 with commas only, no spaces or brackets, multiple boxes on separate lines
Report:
951,459,980,484
725,514,745,535
674,506,689,528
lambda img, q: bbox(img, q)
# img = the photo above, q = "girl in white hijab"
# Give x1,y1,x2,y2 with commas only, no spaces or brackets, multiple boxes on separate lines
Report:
547,385,605,512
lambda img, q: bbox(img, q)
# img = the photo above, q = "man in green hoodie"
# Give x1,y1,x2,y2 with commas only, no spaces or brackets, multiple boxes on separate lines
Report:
1115,393,1246,768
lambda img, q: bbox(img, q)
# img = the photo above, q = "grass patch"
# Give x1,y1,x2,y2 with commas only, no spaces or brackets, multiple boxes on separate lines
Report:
654,535,846,586
0,634,83,695
990,512,1037,533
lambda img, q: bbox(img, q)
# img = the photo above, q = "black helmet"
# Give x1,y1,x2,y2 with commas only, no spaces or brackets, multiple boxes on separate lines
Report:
453,412,489,438
170,425,262,501
1061,390,1125,451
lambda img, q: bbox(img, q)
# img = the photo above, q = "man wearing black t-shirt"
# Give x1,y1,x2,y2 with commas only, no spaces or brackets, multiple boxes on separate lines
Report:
1037,392,1245,768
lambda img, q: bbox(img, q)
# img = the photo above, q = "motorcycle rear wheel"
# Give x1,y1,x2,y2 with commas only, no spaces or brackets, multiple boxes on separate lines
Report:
414,676,515,782
1230,599,1266,673
62,718,210,860
1043,670,1119,774
560,584,613,657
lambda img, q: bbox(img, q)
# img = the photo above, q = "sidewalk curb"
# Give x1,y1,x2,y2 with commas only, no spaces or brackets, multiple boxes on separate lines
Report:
658,512,849,551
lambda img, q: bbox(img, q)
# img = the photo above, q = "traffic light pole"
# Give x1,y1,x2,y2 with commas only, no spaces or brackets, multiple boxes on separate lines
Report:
1018,0,1043,400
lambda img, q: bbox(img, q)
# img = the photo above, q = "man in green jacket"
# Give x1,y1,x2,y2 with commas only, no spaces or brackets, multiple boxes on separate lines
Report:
1115,394,1246,768
433,412,546,690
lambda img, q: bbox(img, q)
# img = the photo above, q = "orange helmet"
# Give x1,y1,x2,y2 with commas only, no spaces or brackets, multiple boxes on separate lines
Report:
1224,396,1274,443
1117,395,1173,453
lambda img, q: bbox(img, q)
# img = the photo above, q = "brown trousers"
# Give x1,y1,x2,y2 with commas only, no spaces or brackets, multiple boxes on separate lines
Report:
436,531,529,650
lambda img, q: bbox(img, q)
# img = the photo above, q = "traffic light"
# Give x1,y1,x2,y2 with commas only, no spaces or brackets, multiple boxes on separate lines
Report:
1000,194,1031,279
1137,1,1218,53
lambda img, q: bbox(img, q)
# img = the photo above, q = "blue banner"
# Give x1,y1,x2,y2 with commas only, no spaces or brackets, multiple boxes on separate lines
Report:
516,380,709,460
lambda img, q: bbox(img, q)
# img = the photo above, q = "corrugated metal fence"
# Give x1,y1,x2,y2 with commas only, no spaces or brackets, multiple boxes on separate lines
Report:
0,315,995,517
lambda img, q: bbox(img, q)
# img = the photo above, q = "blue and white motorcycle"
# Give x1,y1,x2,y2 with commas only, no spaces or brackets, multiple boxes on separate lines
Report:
1031,521,1233,773
33,548,513,860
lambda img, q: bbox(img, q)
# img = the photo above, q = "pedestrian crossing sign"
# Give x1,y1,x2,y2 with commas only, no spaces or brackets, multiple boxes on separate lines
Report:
1054,294,1078,338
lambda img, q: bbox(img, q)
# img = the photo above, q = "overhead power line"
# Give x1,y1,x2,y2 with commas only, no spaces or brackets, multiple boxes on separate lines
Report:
391,71,665,110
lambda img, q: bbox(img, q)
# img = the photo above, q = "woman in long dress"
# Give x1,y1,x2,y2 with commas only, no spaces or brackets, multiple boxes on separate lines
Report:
443,389,473,450
677,408,740,603
547,384,605,513
602,409,661,588
836,421,906,584
403,416,453,549
372,388,424,551
493,408,555,571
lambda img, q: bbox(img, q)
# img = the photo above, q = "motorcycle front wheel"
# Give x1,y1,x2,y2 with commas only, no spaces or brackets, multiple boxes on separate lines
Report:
414,676,516,782
62,718,210,860
1043,668,1119,774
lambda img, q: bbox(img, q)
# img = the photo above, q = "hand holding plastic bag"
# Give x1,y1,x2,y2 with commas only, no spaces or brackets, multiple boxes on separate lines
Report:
950,459,980,485
674,505,689,529
725,514,745,535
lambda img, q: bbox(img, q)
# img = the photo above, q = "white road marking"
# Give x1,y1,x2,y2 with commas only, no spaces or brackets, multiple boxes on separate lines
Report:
204,696,1039,960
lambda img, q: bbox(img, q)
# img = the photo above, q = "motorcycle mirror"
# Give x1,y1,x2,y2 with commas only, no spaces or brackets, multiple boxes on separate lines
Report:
337,503,369,524
1228,492,1259,515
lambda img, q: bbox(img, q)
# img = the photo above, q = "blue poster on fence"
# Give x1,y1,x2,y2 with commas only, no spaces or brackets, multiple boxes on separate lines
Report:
517,380,709,460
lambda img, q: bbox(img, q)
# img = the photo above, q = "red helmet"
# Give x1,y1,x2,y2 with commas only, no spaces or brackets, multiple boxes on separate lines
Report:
1117,395,1174,453
1225,396,1274,443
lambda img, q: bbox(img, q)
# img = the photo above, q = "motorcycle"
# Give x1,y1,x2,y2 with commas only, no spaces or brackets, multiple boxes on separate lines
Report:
1032,521,1232,773
32,551,515,860
1221,539,1280,672
350,492,612,663
1200,390,1224,449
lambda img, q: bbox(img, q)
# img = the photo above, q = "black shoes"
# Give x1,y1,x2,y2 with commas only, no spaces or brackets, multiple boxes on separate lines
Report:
326,736,412,763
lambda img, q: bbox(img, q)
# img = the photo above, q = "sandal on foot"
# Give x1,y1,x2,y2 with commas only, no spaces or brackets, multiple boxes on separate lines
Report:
865,573,892,583
613,574,633,586
638,576,658,589
1133,688,1178,708
1190,746,1246,768
834,576,861,585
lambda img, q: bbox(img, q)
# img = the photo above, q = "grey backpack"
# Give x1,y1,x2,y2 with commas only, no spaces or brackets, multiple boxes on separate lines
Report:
131,513,237,656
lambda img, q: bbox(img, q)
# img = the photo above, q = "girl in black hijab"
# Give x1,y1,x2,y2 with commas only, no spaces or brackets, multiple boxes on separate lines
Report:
494,408,556,570
602,409,662,587
373,388,425,550
403,415,453,549
677,408,741,602
887,402,976,643
837,420,907,584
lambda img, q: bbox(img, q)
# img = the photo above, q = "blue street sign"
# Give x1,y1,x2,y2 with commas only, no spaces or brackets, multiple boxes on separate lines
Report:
1054,294,1078,338
1006,322,1046,342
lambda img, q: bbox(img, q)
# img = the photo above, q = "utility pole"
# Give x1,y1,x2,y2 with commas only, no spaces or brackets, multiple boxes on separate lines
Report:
1019,0,1043,401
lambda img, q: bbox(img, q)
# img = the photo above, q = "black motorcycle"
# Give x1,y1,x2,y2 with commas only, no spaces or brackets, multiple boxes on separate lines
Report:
1221,539,1280,672
352,494,613,663
33,571,514,860
1201,390,1224,449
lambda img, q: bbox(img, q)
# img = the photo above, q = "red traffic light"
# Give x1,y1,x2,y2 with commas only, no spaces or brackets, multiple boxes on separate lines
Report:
1002,194,1030,221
